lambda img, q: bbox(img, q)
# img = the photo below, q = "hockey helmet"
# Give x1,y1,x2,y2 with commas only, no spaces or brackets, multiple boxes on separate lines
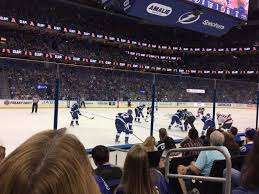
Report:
127,109,133,115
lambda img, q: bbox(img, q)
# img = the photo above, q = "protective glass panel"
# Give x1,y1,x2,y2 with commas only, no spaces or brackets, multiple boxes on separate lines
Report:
155,74,215,142
0,59,56,154
216,79,258,133
59,65,153,148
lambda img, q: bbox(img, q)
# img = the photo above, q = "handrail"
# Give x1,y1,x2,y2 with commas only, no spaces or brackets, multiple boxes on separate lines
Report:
108,147,129,153
165,146,232,194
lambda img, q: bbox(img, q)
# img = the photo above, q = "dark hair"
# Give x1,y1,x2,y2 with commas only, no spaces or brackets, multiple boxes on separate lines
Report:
0,146,5,161
241,131,259,190
222,132,240,157
159,128,167,141
164,137,176,150
92,145,109,166
206,128,215,138
188,128,199,140
230,127,238,136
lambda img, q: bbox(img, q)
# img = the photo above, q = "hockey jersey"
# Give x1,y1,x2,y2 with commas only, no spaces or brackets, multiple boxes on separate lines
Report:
70,103,80,114
217,114,233,126
116,113,133,130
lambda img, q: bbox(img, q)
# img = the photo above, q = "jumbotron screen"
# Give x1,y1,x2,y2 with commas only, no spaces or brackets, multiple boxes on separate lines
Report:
187,0,249,20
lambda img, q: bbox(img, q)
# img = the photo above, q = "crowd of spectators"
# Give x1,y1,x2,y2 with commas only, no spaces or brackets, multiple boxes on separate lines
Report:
3,60,257,103
0,28,258,72
0,126,258,194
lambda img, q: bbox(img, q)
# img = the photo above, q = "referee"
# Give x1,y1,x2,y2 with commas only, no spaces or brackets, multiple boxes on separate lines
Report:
32,96,40,113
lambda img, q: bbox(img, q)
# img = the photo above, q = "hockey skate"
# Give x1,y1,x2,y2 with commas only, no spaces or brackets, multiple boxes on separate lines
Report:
76,121,79,126
115,136,120,143
70,121,74,127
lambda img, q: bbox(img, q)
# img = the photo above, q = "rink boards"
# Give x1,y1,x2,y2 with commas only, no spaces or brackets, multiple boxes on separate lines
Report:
0,100,256,109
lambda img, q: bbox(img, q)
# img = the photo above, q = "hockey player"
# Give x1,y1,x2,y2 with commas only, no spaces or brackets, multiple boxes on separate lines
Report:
217,112,233,130
201,113,215,135
134,104,145,123
168,110,184,130
145,106,152,122
183,110,196,131
115,109,133,144
70,102,81,126
196,107,205,117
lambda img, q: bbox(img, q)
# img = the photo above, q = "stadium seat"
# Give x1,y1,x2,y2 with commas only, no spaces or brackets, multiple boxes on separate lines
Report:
168,155,198,194
147,150,163,168
186,155,246,194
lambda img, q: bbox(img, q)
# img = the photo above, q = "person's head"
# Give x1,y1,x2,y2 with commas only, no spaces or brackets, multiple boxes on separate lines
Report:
230,126,238,136
241,131,259,191
223,132,237,147
0,146,5,162
142,136,156,152
92,145,110,166
164,137,175,150
0,128,101,194
159,128,168,141
205,128,215,141
120,144,157,194
245,128,256,142
127,109,133,115
188,128,199,140
210,131,225,146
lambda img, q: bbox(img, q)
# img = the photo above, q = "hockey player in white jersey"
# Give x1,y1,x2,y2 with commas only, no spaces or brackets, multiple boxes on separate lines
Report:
217,112,233,130
196,107,205,117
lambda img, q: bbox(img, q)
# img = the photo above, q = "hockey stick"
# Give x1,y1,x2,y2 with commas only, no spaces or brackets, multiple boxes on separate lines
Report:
81,114,95,120
132,133,143,142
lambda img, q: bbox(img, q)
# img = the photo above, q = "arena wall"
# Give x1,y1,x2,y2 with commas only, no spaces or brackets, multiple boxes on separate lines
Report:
0,100,256,109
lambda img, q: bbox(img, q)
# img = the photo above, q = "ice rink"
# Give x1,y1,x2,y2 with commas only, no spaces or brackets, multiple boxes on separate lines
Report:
0,107,256,154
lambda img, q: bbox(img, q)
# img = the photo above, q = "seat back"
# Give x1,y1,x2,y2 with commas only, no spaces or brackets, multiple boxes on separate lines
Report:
148,150,163,168
168,155,198,194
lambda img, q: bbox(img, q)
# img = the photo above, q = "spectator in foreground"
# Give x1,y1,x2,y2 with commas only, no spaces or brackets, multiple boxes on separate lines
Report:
223,132,240,157
156,128,176,152
180,128,203,157
232,131,259,194
177,131,230,194
240,128,256,155
0,128,101,194
229,126,242,143
200,127,215,146
0,145,5,163
92,145,123,193
142,136,157,152
115,144,158,194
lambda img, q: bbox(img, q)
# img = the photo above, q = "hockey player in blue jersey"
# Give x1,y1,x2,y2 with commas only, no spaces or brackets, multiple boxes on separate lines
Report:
168,110,184,130
134,104,145,123
115,109,133,144
201,113,215,135
70,102,81,126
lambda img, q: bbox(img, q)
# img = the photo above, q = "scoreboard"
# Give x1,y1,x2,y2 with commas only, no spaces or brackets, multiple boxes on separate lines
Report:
103,0,249,36
187,0,249,21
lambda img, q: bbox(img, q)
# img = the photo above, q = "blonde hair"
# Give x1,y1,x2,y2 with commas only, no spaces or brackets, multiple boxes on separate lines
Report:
119,144,157,194
0,128,101,194
142,136,156,152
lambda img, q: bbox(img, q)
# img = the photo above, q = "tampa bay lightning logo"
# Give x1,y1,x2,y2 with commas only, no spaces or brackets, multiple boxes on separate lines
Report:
177,12,201,24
